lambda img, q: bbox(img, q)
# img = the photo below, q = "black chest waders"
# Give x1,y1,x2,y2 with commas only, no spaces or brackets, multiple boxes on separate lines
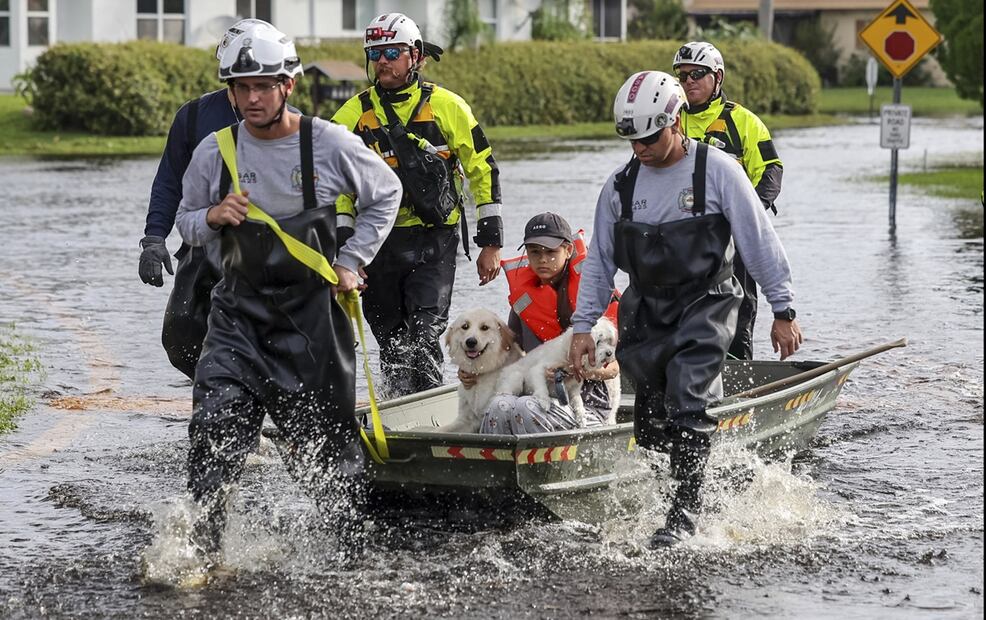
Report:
161,96,223,379
612,142,743,546
186,118,366,555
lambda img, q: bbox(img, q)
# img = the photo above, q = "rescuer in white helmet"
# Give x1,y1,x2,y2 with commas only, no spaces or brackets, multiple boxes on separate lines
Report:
570,70,803,548
175,21,403,563
331,12,505,398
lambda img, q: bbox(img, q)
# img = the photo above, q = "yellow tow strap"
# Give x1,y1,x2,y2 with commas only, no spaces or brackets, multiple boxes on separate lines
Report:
214,127,390,464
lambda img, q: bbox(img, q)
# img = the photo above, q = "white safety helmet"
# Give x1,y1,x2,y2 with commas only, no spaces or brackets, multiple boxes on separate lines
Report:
673,41,725,76
364,13,422,51
215,18,269,61
613,71,688,141
217,22,303,81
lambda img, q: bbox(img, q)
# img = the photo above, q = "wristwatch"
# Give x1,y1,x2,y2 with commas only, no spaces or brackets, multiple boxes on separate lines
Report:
773,308,797,321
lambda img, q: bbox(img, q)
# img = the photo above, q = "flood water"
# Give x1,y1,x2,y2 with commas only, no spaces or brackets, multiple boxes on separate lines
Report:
1,118,982,618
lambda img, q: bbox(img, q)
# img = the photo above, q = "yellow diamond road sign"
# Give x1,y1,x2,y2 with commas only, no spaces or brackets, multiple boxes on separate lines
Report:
859,0,943,78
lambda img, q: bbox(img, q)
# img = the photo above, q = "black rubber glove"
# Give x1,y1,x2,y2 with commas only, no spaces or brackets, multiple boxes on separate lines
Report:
139,235,174,287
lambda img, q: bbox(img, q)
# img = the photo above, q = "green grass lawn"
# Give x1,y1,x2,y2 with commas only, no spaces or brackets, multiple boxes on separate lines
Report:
819,87,983,117
896,165,985,201
0,94,165,157
1,324,42,434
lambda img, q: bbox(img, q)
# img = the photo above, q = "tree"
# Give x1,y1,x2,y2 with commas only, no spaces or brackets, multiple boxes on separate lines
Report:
531,0,588,41
930,0,984,106
789,16,841,86
694,16,760,41
627,0,688,41
445,0,490,50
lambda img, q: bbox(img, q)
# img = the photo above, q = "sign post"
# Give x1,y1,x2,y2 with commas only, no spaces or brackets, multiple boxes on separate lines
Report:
858,0,942,233
882,93,911,228
865,57,879,121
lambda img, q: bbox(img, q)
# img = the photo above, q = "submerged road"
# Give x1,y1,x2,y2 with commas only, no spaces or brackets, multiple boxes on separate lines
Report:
0,117,982,618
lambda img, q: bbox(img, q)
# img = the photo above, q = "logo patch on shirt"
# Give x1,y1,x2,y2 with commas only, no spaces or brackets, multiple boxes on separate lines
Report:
632,198,647,211
239,171,257,184
678,188,695,212
290,165,319,191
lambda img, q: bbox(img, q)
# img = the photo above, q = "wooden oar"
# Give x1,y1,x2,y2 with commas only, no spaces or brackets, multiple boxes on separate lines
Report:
732,337,908,399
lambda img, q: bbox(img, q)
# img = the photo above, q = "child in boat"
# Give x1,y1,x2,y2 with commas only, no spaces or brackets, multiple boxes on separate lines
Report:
460,212,621,434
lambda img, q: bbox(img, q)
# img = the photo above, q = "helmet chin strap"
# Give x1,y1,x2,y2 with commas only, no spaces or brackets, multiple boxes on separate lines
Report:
393,45,423,88
229,101,243,123
227,81,244,122
406,43,423,85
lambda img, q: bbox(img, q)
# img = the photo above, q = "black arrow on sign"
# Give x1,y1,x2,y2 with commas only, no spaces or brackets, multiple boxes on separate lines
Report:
887,3,916,24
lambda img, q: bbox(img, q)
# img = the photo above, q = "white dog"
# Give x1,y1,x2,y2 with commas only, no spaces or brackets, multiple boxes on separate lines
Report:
495,317,620,427
438,308,523,433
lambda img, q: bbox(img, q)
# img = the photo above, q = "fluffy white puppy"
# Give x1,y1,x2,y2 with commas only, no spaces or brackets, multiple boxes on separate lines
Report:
495,317,619,427
438,308,523,433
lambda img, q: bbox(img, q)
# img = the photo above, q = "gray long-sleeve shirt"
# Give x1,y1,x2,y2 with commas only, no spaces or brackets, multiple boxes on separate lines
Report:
573,140,795,334
175,117,402,274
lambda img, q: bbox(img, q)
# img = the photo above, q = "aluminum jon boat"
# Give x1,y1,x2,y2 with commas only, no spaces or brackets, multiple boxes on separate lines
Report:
352,340,906,523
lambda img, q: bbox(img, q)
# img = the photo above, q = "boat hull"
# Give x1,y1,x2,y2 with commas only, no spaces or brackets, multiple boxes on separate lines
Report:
359,359,859,522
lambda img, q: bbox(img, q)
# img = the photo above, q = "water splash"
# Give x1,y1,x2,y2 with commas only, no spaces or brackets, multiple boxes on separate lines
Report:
698,448,849,549
140,495,217,587
590,447,849,555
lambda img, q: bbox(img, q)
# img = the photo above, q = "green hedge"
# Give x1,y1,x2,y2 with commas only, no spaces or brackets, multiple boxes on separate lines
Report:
17,40,215,135
17,39,819,136
299,39,820,123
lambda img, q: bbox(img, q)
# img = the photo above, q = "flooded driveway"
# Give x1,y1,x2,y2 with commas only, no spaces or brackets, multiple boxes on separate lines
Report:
1,118,982,618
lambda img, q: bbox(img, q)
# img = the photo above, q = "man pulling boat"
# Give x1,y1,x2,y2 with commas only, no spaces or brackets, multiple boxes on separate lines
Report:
569,70,803,547
174,21,401,561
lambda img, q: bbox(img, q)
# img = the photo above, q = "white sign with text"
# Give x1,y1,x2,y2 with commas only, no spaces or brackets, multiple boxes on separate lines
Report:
880,104,912,149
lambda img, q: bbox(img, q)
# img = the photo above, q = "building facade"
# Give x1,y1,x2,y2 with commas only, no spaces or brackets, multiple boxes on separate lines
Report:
1,0,628,91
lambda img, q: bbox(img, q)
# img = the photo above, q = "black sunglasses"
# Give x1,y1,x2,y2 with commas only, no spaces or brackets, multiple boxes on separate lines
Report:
677,67,713,83
367,47,407,62
632,127,666,146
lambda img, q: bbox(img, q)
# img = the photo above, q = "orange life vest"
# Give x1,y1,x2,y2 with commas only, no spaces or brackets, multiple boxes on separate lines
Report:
501,231,620,342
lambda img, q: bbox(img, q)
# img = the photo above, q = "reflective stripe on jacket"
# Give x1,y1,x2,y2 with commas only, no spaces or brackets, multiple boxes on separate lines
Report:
331,80,501,230
681,95,781,188
502,232,619,342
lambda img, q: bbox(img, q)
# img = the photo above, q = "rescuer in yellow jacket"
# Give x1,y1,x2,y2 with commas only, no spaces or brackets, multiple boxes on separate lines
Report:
673,41,784,361
332,12,503,397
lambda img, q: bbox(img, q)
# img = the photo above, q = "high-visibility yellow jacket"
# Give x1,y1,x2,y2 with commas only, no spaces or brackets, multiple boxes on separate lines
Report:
331,79,503,247
681,94,782,209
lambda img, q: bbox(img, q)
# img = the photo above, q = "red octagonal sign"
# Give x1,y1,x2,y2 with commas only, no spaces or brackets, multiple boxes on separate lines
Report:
885,31,915,61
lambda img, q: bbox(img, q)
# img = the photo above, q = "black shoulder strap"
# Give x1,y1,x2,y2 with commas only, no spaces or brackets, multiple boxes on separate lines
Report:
380,81,433,128
219,122,238,198
613,157,641,221
413,83,434,123
185,96,200,157
379,91,401,127
358,90,374,113
692,141,709,215
300,116,316,210
721,101,743,156
354,91,380,149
